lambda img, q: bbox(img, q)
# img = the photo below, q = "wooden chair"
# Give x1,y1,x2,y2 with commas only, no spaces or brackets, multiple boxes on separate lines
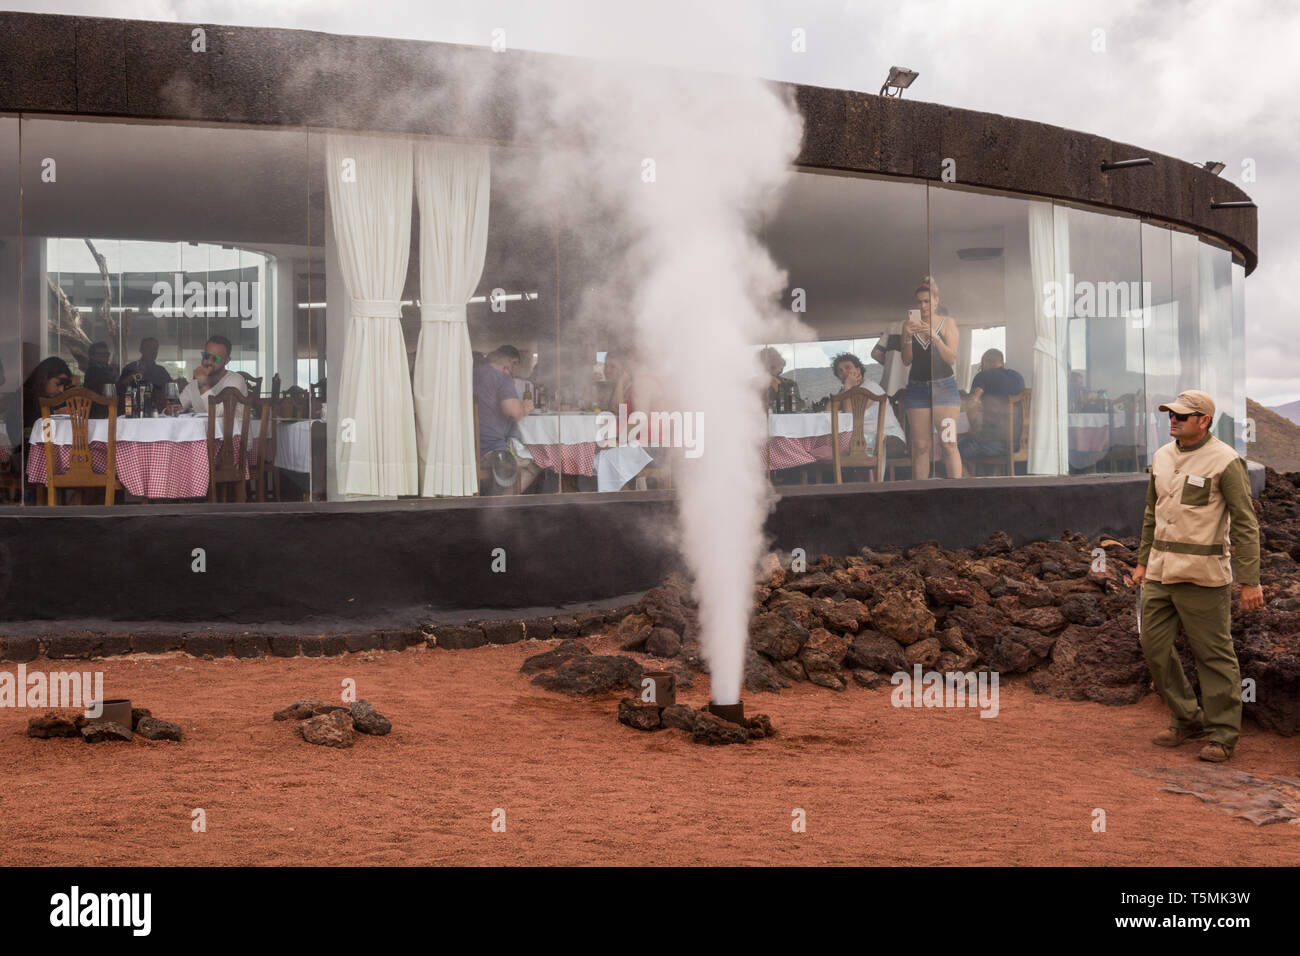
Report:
38,387,122,506
967,387,1032,477
237,371,264,397
1096,389,1145,473
249,397,278,502
206,385,253,503
830,387,887,484
277,386,310,421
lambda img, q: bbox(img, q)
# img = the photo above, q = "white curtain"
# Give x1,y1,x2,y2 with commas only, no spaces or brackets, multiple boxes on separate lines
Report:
1027,203,1069,474
954,319,973,390
326,133,418,497
413,141,491,496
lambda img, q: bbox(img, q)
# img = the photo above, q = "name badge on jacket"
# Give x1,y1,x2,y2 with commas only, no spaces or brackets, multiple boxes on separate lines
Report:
1187,475,1206,487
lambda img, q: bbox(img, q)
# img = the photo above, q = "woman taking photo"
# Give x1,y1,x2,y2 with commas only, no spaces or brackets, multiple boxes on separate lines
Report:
900,276,962,479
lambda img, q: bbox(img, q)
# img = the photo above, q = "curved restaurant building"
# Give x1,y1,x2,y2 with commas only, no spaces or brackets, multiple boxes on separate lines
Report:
0,12,1259,624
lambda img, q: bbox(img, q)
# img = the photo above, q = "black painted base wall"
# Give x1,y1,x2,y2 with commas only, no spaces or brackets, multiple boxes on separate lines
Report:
0,474,1148,625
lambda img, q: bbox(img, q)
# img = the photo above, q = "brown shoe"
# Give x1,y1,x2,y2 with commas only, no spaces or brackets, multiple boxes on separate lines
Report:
1198,742,1232,762
1153,726,1207,747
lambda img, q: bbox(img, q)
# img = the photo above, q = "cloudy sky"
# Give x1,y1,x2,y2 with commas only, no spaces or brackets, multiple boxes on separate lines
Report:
9,0,1298,404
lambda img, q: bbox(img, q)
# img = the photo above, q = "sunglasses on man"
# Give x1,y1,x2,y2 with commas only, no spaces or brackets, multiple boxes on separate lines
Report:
201,351,227,364
1168,411,1204,422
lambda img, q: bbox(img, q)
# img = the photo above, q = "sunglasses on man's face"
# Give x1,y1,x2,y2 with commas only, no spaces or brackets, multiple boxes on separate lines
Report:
1169,411,1201,422
201,351,226,364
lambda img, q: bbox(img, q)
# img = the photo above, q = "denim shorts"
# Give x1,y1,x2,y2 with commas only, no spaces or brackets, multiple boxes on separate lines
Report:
902,375,959,410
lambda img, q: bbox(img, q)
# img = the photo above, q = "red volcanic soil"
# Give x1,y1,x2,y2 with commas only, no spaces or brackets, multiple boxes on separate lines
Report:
3,634,1298,866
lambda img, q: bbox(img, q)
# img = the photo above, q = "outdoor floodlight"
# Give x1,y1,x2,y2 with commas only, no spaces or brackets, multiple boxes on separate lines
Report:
1198,161,1226,176
880,66,918,97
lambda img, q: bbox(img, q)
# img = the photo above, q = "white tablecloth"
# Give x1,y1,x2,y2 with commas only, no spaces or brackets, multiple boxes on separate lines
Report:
769,406,906,442
32,412,244,444
515,413,607,446
35,413,318,474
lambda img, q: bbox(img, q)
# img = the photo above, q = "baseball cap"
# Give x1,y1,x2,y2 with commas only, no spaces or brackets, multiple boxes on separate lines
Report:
1158,389,1215,419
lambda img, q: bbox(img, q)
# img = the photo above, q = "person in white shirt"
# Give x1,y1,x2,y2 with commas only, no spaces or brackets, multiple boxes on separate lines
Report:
180,335,248,414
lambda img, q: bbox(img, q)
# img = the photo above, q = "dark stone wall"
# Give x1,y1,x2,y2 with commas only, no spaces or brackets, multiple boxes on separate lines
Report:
0,474,1147,624
0,11,1258,272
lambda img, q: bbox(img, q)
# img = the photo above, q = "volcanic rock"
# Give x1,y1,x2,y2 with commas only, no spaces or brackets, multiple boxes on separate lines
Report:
639,586,693,635
617,697,662,731
1008,604,1068,634
745,648,792,692
805,667,846,691
977,530,1014,556
660,704,700,732
852,668,885,688
81,720,132,743
1059,594,1107,627
869,586,935,646
749,608,809,660
904,637,942,668
820,599,869,634
27,712,80,738
273,698,348,721
531,655,643,695
784,571,833,595
297,709,356,748
136,717,182,742
645,628,682,658
691,710,749,745
616,613,653,651
803,627,850,666
925,575,981,607
937,626,979,670
1028,620,1150,705
350,699,392,735
519,639,591,674
775,658,807,682
985,626,1056,674
846,631,907,673
744,713,775,739
130,707,152,730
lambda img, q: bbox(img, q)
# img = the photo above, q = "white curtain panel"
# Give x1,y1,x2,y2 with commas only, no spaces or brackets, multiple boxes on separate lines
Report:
1027,203,1069,474
326,133,418,497
413,141,491,496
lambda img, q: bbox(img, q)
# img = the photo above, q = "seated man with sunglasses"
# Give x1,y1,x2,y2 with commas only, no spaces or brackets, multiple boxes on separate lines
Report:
1133,389,1262,764
180,335,247,415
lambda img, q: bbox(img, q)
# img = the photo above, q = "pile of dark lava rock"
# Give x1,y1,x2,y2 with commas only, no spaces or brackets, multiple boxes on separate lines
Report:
273,698,391,749
526,468,1300,736
521,639,774,744
27,707,182,743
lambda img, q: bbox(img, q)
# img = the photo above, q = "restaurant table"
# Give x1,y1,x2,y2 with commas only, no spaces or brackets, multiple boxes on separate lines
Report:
25,413,315,499
766,402,907,471
512,412,653,492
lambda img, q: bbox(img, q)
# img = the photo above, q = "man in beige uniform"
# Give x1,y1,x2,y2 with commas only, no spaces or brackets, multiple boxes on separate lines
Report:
1133,390,1264,762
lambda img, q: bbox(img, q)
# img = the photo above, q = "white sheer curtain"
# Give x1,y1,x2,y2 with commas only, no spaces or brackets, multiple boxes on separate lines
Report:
413,141,491,496
1027,203,1069,474
326,133,418,497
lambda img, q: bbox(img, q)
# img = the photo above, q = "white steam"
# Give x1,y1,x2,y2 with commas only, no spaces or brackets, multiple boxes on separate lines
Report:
507,55,804,705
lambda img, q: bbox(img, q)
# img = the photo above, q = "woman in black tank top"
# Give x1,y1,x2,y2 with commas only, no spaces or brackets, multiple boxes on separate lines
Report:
900,276,963,479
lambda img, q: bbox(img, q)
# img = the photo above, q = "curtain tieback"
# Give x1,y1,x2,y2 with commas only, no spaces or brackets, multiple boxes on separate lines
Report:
421,303,467,324
1031,336,1057,355
351,298,403,319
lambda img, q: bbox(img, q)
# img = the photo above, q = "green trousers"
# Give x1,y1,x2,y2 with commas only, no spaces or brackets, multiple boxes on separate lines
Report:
1139,579,1241,750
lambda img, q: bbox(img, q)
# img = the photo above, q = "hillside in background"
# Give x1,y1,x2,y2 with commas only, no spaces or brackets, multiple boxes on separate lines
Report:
1247,398,1300,473
1269,399,1300,426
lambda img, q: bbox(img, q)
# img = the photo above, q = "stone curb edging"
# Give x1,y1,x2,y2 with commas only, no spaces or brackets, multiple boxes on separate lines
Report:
0,606,637,663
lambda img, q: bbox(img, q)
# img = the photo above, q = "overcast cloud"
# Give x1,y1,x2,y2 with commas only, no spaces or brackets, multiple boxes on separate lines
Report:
7,0,1297,403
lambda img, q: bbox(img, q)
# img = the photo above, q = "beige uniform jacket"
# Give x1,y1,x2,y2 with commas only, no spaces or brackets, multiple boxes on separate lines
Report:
1137,433,1260,587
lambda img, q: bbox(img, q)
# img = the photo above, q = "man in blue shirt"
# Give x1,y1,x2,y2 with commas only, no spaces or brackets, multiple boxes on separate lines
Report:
474,346,540,494
958,349,1025,464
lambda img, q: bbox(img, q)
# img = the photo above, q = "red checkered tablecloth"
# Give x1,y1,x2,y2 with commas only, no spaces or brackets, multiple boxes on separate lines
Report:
523,442,597,477
27,438,248,499
767,432,876,471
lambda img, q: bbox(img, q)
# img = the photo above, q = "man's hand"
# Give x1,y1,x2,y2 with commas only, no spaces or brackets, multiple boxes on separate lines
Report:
521,397,534,416
1239,583,1264,611
193,365,210,385
1132,564,1146,587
